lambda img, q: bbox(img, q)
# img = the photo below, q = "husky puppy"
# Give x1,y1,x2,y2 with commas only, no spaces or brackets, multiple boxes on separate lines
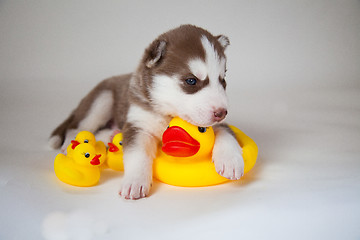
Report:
50,25,244,199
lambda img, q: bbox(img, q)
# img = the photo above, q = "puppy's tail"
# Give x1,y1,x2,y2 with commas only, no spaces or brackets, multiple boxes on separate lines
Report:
48,113,75,149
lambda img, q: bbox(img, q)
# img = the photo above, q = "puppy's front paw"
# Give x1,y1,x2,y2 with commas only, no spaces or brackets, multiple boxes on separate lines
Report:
119,176,152,200
214,155,244,180
213,140,244,180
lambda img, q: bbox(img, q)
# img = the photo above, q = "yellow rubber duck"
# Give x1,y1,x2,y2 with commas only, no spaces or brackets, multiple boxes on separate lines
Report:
106,132,124,171
54,143,103,187
153,117,258,187
66,131,106,166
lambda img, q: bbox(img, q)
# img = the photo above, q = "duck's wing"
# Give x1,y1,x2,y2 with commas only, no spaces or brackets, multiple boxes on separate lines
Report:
54,155,83,181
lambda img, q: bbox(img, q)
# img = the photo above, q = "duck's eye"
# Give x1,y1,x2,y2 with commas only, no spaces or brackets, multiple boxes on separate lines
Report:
84,139,89,143
119,141,123,146
185,78,197,85
84,153,90,158
198,127,207,133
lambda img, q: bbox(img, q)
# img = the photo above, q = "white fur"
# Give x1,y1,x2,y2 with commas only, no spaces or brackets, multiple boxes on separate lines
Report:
212,127,244,180
188,58,207,81
78,91,113,131
126,104,170,139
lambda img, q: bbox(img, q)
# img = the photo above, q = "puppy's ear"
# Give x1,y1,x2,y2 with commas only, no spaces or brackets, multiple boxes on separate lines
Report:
145,39,167,68
216,35,230,49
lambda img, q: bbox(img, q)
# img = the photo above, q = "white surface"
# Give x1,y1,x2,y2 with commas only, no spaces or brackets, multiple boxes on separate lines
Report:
1,1,360,239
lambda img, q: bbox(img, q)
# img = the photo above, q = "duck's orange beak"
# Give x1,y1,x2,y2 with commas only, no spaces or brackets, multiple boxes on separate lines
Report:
71,140,80,149
162,126,200,157
90,154,101,165
108,142,119,152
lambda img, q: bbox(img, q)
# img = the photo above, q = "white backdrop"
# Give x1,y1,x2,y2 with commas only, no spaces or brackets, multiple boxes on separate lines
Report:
1,1,360,240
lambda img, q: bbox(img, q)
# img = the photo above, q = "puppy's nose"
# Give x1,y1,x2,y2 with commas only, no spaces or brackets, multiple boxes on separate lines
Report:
213,108,228,122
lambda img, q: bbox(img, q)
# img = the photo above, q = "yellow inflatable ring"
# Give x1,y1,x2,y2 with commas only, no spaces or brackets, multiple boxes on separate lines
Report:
153,118,258,187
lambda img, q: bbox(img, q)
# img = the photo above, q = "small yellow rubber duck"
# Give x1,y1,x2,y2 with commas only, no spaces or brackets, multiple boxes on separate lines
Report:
54,142,103,187
66,131,106,166
153,117,258,187
106,132,124,171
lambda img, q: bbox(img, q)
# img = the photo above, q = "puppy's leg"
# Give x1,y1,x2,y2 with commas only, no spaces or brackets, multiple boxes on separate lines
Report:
119,126,158,200
96,118,121,143
212,124,244,180
51,90,114,152
95,128,117,144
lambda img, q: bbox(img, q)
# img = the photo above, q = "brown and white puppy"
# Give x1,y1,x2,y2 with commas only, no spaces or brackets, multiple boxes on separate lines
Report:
49,25,244,199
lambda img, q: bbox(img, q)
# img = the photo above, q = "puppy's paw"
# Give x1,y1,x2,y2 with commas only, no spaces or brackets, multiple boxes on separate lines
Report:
119,176,152,200
60,129,78,153
213,154,244,180
48,135,62,149
213,138,244,180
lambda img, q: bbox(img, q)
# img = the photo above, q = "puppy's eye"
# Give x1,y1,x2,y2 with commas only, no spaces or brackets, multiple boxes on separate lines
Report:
198,127,207,133
84,139,89,143
84,153,90,158
185,78,197,85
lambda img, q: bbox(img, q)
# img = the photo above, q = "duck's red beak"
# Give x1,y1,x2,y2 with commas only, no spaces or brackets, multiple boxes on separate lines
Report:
71,140,80,149
90,154,101,165
108,142,119,152
162,126,200,157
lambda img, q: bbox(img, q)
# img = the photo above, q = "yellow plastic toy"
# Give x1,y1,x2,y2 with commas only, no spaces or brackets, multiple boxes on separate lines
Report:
66,131,106,166
106,132,124,171
54,142,104,187
153,117,258,187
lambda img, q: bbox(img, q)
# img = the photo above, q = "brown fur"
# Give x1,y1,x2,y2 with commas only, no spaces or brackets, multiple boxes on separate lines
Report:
121,122,139,148
213,123,236,138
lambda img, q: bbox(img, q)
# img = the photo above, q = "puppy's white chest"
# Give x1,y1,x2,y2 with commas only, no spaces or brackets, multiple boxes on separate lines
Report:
127,104,170,139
